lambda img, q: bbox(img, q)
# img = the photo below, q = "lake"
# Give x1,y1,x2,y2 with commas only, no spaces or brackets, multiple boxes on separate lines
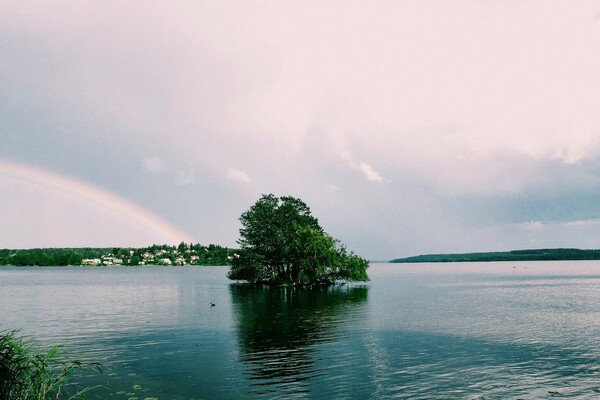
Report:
3,262,600,399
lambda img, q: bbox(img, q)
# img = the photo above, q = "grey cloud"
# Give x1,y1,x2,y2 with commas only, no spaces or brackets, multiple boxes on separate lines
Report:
142,157,168,174
3,1,600,258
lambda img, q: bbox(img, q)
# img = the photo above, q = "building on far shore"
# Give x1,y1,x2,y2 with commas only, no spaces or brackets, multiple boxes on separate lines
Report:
81,258,101,266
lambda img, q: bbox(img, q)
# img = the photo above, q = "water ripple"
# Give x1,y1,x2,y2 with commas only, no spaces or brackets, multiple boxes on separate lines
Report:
5,264,600,398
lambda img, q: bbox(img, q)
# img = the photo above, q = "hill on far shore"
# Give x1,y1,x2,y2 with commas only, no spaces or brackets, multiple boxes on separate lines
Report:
389,248,600,263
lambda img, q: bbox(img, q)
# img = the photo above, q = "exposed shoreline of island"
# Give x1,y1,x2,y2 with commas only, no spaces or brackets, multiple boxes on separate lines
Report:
390,248,600,263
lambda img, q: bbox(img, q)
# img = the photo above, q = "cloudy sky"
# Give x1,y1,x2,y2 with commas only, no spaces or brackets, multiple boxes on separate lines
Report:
1,1,600,260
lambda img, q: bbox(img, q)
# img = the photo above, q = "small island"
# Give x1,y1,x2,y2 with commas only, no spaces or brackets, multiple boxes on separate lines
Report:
390,248,600,263
227,194,369,285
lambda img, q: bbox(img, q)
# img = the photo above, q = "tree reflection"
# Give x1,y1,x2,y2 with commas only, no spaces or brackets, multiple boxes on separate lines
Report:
229,284,368,395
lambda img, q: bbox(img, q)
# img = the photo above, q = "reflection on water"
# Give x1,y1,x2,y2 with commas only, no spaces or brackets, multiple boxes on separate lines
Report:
230,284,369,396
5,263,600,398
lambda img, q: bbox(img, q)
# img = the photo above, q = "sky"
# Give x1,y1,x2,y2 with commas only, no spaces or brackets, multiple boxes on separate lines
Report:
1,0,600,260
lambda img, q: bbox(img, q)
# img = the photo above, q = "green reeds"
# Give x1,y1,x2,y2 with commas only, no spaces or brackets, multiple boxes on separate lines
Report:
0,330,101,400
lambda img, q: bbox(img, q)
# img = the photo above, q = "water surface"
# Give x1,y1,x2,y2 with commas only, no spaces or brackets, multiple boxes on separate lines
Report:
3,262,600,398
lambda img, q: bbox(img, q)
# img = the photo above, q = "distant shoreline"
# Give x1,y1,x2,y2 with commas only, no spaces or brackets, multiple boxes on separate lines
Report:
0,264,225,267
0,244,235,267
390,248,600,263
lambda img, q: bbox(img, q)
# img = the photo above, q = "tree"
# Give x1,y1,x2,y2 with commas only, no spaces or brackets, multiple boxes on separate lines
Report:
227,194,369,285
178,241,188,253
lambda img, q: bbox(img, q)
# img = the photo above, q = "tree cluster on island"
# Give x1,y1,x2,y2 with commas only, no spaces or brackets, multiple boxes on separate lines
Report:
0,243,235,266
227,194,369,285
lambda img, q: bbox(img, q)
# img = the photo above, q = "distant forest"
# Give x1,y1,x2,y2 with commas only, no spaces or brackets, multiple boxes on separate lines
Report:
0,243,236,266
390,248,600,263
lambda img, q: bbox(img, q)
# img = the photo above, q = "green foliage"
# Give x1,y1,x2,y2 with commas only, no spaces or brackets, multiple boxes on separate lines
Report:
0,244,237,267
0,330,100,399
129,255,141,266
0,248,92,267
228,194,369,285
389,248,600,263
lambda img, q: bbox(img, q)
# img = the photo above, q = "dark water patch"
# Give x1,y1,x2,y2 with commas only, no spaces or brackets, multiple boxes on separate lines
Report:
76,326,242,399
349,329,600,399
230,284,369,397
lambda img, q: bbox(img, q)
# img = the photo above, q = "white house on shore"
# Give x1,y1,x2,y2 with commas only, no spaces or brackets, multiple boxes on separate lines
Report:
81,258,101,266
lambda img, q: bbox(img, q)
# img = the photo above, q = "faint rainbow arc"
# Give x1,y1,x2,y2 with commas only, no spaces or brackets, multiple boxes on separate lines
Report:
0,159,195,245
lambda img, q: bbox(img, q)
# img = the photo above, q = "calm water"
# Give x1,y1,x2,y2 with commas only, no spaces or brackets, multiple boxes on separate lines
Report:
3,262,600,398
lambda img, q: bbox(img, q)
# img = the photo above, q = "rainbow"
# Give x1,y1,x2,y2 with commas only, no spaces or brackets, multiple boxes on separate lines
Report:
0,159,195,245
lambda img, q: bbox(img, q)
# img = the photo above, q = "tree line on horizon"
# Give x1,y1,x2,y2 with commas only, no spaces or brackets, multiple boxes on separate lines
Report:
390,248,600,263
0,242,235,266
